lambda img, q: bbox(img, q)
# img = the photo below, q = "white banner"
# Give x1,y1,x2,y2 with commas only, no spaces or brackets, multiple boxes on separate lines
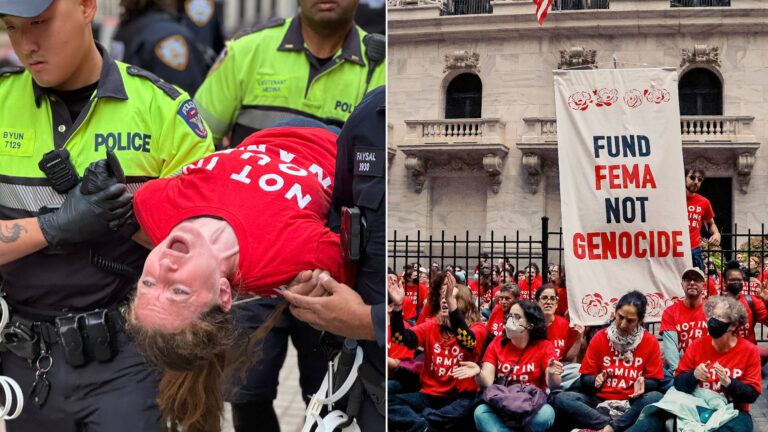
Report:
554,68,691,325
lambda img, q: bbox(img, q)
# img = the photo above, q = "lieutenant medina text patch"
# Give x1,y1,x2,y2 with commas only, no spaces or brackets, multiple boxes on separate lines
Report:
353,147,383,177
177,99,208,139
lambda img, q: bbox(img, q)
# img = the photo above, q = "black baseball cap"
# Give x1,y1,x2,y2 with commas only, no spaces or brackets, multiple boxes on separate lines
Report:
0,0,53,18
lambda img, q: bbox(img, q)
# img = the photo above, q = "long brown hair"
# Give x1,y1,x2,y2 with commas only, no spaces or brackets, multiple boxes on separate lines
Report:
126,300,287,432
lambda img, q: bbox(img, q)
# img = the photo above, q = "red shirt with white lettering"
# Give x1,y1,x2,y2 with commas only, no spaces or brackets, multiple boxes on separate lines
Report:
388,321,415,361
580,329,663,400
734,293,768,344
403,283,427,321
548,315,578,361
486,305,506,337
518,277,541,300
411,319,489,396
676,335,761,411
469,280,495,305
660,301,707,356
482,338,557,390
687,193,714,249
134,127,350,298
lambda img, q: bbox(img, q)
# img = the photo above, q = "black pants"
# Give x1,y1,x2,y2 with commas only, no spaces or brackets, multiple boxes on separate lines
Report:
2,329,161,432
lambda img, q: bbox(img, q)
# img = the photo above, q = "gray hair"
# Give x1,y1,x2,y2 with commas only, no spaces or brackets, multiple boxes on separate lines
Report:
703,296,748,328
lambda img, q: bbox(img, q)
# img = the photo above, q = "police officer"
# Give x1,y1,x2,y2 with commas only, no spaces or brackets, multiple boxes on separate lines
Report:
284,86,387,431
0,0,214,431
112,0,209,94
194,0,386,148
180,0,225,66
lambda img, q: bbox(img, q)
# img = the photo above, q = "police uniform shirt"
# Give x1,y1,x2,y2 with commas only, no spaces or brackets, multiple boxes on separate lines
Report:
0,43,214,311
181,0,225,58
194,16,386,147
113,11,208,95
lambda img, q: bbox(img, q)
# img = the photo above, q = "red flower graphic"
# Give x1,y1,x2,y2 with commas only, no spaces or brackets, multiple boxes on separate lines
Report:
582,293,610,317
644,88,671,104
568,91,592,111
623,89,643,109
594,88,618,107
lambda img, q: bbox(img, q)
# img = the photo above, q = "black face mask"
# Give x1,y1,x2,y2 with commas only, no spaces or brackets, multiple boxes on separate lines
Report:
707,317,731,339
412,277,418,284
726,281,743,296
708,268,717,276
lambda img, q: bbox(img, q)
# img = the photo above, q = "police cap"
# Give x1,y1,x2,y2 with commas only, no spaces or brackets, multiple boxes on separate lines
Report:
0,0,53,18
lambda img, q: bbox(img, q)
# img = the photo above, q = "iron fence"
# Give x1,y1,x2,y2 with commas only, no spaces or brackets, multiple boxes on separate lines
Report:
671,0,730,6
551,0,610,11
440,0,493,16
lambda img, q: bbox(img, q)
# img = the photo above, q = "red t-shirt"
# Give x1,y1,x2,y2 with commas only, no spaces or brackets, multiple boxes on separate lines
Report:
744,279,762,297
660,301,707,356
134,127,349,298
704,277,720,298
486,305,506,337
469,280,495,305
686,193,714,249
482,338,557,390
518,277,542,300
388,321,416,361
579,329,663,400
676,335,762,411
403,283,428,321
548,315,578,361
416,302,435,325
555,285,568,317
734,293,768,344
411,319,489,396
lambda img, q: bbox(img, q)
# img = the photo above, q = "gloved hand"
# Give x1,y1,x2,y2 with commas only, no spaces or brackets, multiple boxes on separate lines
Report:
38,183,133,248
80,151,140,238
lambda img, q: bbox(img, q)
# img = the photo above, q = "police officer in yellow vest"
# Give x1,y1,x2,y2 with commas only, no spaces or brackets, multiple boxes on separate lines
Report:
193,0,385,149
192,0,384,430
0,0,214,431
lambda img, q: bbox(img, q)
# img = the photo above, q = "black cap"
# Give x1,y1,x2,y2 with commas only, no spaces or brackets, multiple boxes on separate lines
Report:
0,0,53,18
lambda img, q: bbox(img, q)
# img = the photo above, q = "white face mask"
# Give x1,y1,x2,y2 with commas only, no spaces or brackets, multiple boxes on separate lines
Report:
504,318,526,338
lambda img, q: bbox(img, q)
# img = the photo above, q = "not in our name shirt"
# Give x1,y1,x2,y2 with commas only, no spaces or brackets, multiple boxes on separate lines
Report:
482,337,557,390
580,329,663,400
686,193,714,249
410,319,489,396
660,301,707,356
486,304,506,337
547,315,578,361
676,335,761,411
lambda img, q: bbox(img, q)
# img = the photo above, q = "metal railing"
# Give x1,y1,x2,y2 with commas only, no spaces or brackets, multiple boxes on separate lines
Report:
671,0,730,7
440,0,493,15
551,0,610,11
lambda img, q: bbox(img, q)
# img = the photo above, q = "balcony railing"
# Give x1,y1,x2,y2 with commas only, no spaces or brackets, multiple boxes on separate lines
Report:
440,0,492,15
405,118,505,145
551,0,609,11
671,0,730,6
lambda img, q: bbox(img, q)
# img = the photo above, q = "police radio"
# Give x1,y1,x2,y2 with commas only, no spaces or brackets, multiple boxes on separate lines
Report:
340,206,366,262
38,149,79,194
362,33,385,94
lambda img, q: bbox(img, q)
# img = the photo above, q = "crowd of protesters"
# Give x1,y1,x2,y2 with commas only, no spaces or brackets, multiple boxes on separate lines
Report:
387,256,767,432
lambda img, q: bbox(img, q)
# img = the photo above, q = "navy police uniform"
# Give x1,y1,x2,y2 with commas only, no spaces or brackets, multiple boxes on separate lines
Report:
180,0,226,65
112,10,208,95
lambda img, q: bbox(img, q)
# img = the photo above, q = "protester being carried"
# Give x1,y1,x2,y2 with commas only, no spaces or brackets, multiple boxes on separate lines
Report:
388,273,490,431
452,300,563,432
486,283,520,337
625,296,761,432
552,291,664,432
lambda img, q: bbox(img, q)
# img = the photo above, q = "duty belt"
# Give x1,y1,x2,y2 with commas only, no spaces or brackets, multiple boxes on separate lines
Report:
0,302,126,367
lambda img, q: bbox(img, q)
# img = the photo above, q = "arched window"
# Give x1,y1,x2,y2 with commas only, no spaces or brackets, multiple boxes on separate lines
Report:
679,68,722,115
445,73,482,119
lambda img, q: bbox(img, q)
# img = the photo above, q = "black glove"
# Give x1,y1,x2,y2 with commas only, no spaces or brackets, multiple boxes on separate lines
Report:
80,151,139,238
38,183,133,248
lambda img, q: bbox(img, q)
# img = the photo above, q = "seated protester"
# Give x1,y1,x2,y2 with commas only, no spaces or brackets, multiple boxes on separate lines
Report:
548,263,569,317
388,274,490,432
720,261,768,364
416,271,449,325
518,263,542,300
487,283,521,337
552,291,664,432
705,261,721,297
659,267,708,390
536,285,583,390
388,271,421,396
625,296,761,432
453,300,562,432
120,125,352,431
470,262,496,315
402,267,427,323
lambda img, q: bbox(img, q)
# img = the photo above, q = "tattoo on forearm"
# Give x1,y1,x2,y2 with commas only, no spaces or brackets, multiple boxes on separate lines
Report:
0,223,27,243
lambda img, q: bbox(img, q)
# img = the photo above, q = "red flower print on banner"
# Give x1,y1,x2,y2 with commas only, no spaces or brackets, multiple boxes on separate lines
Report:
644,88,671,104
568,91,593,111
583,293,613,318
623,89,643,109
644,292,680,317
594,88,618,107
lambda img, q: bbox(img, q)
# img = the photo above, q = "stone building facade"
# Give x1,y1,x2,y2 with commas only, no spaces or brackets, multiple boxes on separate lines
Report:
387,0,768,254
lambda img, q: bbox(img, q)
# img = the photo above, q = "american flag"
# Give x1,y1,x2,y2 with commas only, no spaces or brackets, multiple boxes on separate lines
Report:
534,0,553,25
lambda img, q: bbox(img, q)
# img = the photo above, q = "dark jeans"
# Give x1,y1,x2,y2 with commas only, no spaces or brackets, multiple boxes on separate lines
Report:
692,247,705,272
388,391,477,432
624,408,753,432
552,391,663,432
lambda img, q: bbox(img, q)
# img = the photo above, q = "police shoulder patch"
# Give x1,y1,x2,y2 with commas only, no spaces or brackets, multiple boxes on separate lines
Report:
155,35,189,71
126,65,182,100
0,65,24,79
177,99,208,139
185,0,214,27
233,17,285,40
206,47,228,77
